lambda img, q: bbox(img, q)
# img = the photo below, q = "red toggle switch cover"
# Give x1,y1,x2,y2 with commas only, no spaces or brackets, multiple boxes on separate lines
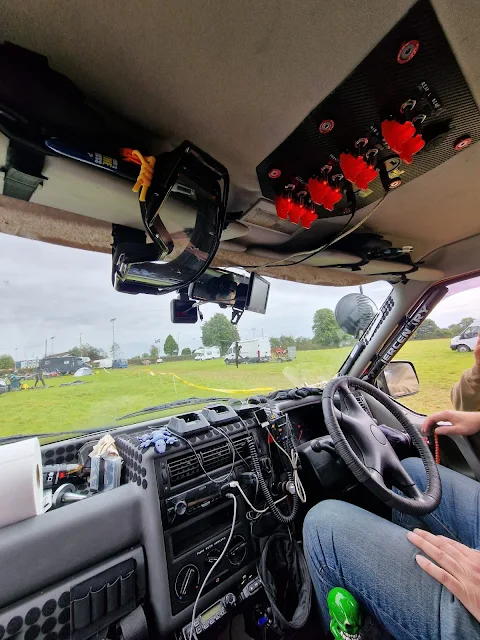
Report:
308,177,330,206
322,186,342,211
399,134,425,164
274,194,292,219
355,164,378,190
299,208,318,229
339,153,367,183
287,202,306,224
381,119,416,153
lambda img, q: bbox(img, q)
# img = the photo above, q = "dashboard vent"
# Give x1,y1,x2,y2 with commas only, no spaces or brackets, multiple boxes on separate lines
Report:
167,436,249,486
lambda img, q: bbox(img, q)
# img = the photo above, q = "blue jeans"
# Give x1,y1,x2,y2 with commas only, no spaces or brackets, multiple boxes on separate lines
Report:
303,458,480,640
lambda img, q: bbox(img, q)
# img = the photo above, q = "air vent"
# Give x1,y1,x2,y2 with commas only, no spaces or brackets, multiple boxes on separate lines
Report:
167,436,249,486
354,391,373,418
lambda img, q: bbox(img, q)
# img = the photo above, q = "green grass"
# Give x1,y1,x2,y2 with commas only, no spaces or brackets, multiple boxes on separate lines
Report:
0,339,472,437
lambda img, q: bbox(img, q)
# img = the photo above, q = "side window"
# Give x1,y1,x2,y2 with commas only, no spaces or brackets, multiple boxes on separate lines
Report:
389,276,480,415
462,326,479,339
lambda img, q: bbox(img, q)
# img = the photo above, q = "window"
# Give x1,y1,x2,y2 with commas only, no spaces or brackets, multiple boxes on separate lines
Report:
392,275,480,415
462,326,479,340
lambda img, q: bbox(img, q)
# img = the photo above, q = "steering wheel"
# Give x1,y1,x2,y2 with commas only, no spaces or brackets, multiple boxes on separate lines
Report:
322,376,441,515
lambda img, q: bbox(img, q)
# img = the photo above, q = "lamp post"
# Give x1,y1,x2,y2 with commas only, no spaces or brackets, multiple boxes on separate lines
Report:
79,333,83,355
50,336,55,355
110,318,116,359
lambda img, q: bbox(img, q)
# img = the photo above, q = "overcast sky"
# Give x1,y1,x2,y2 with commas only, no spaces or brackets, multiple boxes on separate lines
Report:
0,233,479,361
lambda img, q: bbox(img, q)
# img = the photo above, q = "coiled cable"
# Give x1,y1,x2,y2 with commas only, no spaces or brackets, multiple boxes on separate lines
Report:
247,437,299,523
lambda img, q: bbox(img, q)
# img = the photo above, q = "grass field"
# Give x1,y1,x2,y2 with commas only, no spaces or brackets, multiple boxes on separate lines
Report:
0,339,472,437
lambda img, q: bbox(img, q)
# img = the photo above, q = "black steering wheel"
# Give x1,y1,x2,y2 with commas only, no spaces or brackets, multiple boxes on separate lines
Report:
322,376,441,515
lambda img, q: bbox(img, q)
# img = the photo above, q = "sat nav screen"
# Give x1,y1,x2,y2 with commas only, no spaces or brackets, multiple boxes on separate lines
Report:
247,274,270,314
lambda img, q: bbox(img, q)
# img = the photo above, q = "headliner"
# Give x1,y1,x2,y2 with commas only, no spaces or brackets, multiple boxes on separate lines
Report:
1,0,480,284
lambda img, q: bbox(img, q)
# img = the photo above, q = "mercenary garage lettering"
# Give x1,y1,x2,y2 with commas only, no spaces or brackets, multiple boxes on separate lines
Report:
380,304,429,364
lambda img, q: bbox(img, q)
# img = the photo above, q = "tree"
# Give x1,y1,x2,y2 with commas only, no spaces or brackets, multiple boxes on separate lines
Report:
150,345,159,360
201,313,240,355
0,354,14,369
109,342,121,359
270,335,296,349
164,335,179,356
181,347,192,356
312,308,345,348
412,318,449,340
70,344,107,361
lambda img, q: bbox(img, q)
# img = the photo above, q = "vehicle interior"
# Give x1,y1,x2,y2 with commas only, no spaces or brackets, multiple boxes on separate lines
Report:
0,1,480,639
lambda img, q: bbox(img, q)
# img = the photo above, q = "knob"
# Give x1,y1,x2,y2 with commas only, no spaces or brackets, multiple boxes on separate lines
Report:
224,593,236,609
175,500,187,516
227,535,247,566
175,565,200,601
311,439,323,453
205,548,221,565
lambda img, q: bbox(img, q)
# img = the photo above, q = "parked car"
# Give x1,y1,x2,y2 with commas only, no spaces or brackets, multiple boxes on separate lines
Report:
0,379,9,395
450,319,480,352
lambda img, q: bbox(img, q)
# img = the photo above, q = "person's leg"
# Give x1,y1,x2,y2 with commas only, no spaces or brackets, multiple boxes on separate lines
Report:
393,457,480,548
303,500,480,640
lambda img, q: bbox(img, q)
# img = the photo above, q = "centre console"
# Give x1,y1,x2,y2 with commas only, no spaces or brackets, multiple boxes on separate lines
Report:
152,406,270,616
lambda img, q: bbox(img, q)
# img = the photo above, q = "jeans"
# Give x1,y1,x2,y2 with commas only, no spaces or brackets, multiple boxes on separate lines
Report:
303,458,480,640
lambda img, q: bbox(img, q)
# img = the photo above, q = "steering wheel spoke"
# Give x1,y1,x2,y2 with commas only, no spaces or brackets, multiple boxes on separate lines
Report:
323,376,441,516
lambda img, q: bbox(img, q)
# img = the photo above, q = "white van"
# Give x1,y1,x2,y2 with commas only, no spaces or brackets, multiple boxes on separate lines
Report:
194,347,221,361
450,319,480,352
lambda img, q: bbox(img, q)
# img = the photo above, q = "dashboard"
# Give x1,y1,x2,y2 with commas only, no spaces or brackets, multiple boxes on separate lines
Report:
0,402,284,640
0,392,415,640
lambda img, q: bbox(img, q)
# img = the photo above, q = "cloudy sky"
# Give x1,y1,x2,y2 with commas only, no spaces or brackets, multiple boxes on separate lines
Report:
0,233,479,361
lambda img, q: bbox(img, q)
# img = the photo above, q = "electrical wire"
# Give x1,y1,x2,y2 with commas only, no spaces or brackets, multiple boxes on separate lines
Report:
173,428,236,485
240,192,388,269
189,493,238,640
228,480,288,514
266,427,307,504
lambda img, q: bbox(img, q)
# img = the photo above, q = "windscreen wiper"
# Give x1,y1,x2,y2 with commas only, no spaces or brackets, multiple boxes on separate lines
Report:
116,396,234,421
0,426,115,445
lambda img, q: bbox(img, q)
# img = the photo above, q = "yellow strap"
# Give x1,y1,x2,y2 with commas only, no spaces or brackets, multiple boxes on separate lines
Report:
131,150,156,202
155,370,273,394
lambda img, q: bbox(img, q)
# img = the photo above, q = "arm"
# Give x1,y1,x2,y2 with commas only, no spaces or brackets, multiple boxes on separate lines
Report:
451,334,480,411
422,410,480,436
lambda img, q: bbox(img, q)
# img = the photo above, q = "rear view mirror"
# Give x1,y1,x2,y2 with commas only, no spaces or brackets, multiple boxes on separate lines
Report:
335,293,378,338
378,361,420,399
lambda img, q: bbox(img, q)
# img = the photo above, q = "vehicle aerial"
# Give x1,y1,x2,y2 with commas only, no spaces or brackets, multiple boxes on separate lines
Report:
194,347,221,361
450,318,480,352
224,338,271,364
39,356,85,375
1,2,480,640
0,378,8,395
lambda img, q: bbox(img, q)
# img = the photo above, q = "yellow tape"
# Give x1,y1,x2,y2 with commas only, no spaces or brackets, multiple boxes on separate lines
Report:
155,370,273,395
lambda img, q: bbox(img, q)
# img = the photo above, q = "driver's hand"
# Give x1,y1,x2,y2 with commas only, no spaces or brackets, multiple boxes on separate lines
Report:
422,410,480,437
407,529,480,623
